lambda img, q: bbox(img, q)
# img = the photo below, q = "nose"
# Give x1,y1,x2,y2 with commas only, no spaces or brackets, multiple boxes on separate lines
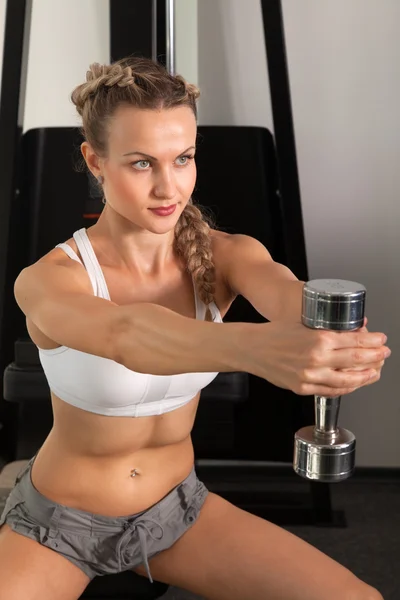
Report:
153,167,176,201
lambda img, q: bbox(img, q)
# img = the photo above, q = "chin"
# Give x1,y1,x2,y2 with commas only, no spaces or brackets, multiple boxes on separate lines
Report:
142,216,179,235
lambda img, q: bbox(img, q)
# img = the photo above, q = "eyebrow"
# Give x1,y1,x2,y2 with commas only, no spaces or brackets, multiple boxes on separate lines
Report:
122,146,196,161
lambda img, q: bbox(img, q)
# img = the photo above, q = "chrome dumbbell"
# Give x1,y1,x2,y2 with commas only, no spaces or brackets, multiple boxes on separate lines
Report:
293,279,366,483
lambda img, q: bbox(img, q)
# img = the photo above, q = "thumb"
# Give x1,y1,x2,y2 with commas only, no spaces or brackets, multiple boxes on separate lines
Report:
359,316,368,332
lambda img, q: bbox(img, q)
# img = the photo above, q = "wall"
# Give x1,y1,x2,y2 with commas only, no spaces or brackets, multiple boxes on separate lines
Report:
175,0,198,85
0,0,110,127
198,0,273,127
198,0,400,467
23,0,110,131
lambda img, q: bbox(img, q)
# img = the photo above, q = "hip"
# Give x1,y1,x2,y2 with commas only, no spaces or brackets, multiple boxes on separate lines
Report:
0,453,208,581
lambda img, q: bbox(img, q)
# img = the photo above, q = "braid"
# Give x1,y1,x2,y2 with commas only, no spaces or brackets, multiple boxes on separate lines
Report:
174,200,216,322
71,57,216,321
71,63,136,116
175,75,200,102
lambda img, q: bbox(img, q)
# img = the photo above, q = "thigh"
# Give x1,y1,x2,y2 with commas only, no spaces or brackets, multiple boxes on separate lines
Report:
0,524,90,600
134,493,381,600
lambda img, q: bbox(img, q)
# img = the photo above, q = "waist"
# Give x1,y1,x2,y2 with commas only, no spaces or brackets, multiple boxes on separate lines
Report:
30,434,195,517
18,455,199,528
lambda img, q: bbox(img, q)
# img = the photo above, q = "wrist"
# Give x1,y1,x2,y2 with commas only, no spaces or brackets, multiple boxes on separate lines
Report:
224,321,268,376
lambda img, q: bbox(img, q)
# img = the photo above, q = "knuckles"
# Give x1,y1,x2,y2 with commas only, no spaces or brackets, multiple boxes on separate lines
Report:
351,349,364,364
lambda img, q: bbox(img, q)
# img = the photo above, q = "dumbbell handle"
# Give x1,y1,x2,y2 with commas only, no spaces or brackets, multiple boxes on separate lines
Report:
315,395,340,436
302,280,366,438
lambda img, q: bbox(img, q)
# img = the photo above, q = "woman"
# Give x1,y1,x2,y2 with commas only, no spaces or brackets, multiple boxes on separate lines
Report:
0,57,389,600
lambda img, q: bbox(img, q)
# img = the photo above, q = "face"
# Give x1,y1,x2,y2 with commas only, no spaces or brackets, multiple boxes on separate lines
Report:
82,105,197,234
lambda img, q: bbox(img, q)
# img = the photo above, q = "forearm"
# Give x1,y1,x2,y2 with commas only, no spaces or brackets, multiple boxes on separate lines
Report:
273,280,305,322
115,302,255,375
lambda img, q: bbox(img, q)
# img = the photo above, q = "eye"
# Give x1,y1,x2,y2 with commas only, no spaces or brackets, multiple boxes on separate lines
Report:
176,155,194,166
133,160,151,170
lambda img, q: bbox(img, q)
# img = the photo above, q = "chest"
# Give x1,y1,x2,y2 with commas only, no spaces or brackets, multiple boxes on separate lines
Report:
101,261,234,320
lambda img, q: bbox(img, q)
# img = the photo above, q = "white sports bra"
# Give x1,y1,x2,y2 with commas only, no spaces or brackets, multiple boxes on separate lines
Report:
38,228,223,417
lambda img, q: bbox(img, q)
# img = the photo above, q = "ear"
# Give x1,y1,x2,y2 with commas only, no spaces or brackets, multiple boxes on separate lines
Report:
81,142,103,179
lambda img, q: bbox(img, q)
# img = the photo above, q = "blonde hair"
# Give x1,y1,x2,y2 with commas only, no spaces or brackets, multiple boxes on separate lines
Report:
71,57,216,321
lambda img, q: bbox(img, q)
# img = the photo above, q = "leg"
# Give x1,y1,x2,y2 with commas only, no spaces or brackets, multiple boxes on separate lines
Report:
134,493,383,600
0,524,90,600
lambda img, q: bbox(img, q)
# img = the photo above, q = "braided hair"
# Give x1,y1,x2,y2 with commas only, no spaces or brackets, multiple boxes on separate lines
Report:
71,57,216,321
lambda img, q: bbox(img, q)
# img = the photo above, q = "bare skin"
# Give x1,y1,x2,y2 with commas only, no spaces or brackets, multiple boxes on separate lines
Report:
26,228,235,517
0,104,385,599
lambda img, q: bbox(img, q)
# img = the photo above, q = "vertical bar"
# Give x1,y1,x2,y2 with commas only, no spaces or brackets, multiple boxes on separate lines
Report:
156,0,167,67
166,0,175,74
0,0,32,371
152,0,158,60
260,0,333,524
260,0,308,282
110,1,153,61
110,1,167,65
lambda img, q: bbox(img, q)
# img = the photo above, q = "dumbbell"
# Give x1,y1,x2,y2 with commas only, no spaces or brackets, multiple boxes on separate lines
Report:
293,279,366,483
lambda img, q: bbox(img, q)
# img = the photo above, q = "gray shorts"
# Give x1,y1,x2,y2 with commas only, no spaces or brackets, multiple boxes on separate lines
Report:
0,455,209,581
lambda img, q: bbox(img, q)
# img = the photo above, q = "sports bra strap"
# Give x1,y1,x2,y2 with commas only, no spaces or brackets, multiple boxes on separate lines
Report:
73,229,111,300
56,243,81,264
55,230,222,322
56,242,97,295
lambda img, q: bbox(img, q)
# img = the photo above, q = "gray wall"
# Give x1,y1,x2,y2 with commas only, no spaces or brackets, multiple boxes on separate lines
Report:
198,0,400,467
24,0,110,131
198,0,273,127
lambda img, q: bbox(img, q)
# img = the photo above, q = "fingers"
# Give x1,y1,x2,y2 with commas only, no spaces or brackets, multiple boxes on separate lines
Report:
327,330,387,349
358,317,368,333
293,317,388,397
341,359,385,373
297,384,357,397
297,367,375,396
297,359,386,397
327,346,391,369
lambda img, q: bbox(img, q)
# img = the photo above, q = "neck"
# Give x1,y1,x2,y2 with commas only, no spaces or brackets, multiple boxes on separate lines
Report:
90,207,177,276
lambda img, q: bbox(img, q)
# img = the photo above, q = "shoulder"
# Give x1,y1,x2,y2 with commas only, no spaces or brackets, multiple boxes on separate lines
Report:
209,229,233,275
20,239,92,294
36,237,79,264
210,229,271,264
209,230,272,295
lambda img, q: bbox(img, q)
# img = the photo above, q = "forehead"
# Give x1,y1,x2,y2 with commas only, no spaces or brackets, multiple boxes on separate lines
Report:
107,105,197,154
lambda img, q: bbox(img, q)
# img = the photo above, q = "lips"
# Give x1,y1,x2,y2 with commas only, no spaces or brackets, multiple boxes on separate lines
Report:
149,204,177,216
150,205,175,210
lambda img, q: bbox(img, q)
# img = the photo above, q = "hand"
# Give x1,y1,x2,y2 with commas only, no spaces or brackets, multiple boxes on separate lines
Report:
338,318,388,393
251,318,390,397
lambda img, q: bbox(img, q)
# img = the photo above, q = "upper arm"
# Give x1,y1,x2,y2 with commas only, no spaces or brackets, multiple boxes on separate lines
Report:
217,233,298,321
14,260,122,361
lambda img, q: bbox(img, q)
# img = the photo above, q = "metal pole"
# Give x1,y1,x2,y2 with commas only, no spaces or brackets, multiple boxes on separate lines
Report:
152,0,158,61
166,0,175,74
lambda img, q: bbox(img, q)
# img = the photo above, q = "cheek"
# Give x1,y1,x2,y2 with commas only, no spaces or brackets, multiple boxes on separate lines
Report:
183,164,197,193
108,166,145,200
